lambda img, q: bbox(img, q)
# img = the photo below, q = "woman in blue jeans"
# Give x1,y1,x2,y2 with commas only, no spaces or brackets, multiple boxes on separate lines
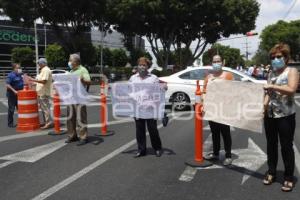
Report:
263,43,299,192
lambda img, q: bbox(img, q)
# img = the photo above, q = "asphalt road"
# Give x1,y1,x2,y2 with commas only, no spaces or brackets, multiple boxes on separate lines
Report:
0,81,300,200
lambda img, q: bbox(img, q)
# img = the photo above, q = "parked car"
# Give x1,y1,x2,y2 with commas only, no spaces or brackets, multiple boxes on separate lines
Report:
51,69,68,74
159,66,267,111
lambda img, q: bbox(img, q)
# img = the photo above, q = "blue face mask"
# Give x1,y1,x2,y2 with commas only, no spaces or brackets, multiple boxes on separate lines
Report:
271,58,285,71
68,62,73,70
212,63,222,72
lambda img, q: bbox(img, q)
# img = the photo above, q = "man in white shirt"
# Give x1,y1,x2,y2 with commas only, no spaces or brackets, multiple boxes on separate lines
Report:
30,58,53,129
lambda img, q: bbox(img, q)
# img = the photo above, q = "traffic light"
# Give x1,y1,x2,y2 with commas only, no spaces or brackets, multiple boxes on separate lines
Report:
246,32,258,36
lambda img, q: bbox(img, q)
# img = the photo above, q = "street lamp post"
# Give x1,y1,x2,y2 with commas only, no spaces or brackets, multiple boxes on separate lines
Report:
34,20,39,75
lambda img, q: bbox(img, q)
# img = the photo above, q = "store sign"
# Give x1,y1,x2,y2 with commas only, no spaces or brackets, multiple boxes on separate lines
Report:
0,29,38,44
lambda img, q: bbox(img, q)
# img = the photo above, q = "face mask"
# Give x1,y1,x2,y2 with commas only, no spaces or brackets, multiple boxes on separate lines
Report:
138,65,148,77
212,63,222,72
271,58,285,71
17,69,22,74
68,62,73,69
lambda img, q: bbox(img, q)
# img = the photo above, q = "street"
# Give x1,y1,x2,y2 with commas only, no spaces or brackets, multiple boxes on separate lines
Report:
0,82,300,200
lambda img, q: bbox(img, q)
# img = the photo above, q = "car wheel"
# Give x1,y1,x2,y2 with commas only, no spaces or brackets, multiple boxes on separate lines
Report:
171,92,191,111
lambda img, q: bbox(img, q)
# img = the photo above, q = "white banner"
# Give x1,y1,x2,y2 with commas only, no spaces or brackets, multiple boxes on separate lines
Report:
111,83,165,119
203,80,265,133
52,74,90,105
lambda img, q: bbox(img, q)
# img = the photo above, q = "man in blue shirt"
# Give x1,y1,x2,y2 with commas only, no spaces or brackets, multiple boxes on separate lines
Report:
6,63,24,127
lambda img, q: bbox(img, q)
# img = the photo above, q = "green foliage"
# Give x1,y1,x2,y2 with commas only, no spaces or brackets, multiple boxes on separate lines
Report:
11,46,34,68
1,0,108,65
111,48,128,67
44,44,67,69
259,20,300,61
202,43,245,68
129,48,152,66
251,49,269,66
108,0,259,67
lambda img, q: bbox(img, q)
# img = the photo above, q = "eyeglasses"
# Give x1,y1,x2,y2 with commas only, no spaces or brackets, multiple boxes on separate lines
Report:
271,55,283,60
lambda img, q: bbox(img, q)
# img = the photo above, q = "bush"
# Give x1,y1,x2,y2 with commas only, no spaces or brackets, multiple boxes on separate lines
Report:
111,49,129,67
44,44,67,69
11,46,34,69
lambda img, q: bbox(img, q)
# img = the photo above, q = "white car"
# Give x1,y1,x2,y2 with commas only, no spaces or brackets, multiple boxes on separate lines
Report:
159,66,267,111
51,69,68,74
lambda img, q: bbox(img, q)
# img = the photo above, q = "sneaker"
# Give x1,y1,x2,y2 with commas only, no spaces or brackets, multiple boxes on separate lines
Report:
223,158,232,166
205,153,219,161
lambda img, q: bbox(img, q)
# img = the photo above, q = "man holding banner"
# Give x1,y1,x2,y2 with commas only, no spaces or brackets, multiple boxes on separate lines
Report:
65,54,91,145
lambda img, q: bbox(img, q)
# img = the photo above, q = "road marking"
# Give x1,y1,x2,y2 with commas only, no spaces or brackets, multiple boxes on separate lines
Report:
179,134,213,182
1,101,8,108
0,139,66,163
87,119,134,128
179,166,198,182
0,160,17,169
179,137,267,185
294,143,300,174
31,117,178,200
0,130,52,143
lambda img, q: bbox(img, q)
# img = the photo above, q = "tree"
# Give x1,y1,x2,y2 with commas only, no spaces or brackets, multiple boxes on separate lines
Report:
95,46,114,66
108,0,259,68
11,47,35,70
251,49,269,66
129,48,152,66
1,0,108,65
44,44,67,69
111,49,128,67
259,20,300,61
202,43,245,68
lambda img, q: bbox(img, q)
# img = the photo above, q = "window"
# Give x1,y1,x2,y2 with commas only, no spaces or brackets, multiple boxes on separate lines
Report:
233,73,243,81
179,69,209,80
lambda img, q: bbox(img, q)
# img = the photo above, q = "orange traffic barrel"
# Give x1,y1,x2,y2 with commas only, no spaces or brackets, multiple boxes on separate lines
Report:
17,86,40,132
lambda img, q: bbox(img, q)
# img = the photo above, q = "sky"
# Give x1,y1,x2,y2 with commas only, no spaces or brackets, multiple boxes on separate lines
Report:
218,0,300,59
145,0,300,66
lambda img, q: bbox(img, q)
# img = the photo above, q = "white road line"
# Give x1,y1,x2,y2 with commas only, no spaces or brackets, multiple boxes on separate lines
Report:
0,130,53,143
294,143,300,174
1,101,8,108
179,133,212,182
0,160,17,169
87,119,134,128
31,117,177,200
179,166,198,182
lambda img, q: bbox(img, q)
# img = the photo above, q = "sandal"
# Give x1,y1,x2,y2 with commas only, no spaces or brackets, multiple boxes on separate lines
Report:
263,173,276,185
281,181,294,192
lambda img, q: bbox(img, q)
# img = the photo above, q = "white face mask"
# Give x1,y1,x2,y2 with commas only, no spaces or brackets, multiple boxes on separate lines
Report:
68,61,73,69
17,69,22,74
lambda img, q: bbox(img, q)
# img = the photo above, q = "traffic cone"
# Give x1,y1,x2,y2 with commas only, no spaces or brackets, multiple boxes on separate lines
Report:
185,80,212,167
17,85,40,132
48,91,67,135
95,81,114,137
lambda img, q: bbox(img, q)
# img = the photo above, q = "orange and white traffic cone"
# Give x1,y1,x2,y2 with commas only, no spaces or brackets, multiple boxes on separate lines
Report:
185,80,212,167
48,91,67,135
96,81,114,137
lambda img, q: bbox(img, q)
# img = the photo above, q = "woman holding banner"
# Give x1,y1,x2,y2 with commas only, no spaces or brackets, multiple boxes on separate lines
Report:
263,43,299,192
203,55,234,166
129,57,166,158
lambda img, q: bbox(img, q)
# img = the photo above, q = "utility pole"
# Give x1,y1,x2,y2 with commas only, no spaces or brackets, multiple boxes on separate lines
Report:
34,20,39,75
